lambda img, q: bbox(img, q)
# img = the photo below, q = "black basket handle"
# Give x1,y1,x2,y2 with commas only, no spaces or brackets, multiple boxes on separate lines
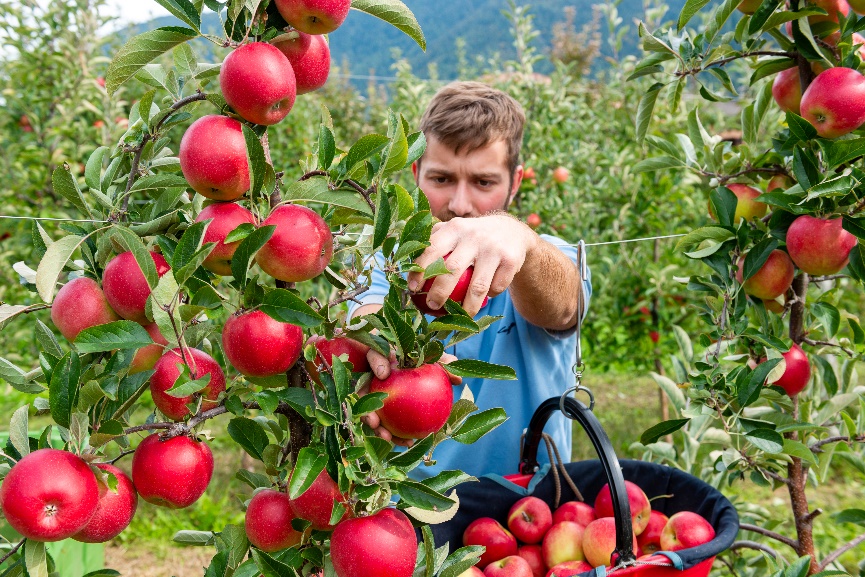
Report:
519,396,637,565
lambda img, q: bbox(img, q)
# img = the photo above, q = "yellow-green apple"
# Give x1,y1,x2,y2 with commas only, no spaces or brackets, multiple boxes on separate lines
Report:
129,323,169,375
544,561,593,577
786,215,857,275
220,42,296,126
368,363,453,439
735,250,795,301
721,183,769,222
764,343,811,396
222,310,303,378
330,508,417,577
808,0,850,24
737,0,763,13
411,254,489,317
772,68,802,114
582,517,638,568
150,347,226,421
245,489,303,552
527,213,542,229
524,167,536,179
636,510,668,555
306,334,371,385
517,545,545,577
763,297,785,313
552,167,570,184
256,204,333,282
484,555,533,577
541,521,585,568
457,569,485,577
180,115,250,201
850,0,865,14
274,31,331,94
507,497,553,544
464,517,519,568
801,67,865,138
767,174,794,193
0,449,99,542
823,31,865,59
273,0,352,35
131,434,213,508
51,277,120,342
553,501,595,527
102,251,171,324
195,202,257,275
659,511,715,552
72,463,138,543
289,468,349,530
593,480,651,536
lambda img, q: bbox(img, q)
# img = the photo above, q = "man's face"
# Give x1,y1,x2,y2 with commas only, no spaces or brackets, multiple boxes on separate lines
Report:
412,137,523,221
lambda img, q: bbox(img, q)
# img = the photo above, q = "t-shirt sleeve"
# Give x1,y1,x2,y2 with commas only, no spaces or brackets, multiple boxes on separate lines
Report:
347,253,391,320
539,234,593,339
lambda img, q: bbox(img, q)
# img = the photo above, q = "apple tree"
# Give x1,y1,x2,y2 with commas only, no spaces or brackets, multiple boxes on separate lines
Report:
0,1,516,575
632,0,865,573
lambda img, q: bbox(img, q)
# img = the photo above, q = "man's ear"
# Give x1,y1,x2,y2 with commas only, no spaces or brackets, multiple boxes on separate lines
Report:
509,165,524,204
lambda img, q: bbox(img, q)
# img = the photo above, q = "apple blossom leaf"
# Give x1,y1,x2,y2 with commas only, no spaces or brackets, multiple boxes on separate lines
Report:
75,321,154,353
130,211,182,237
746,429,785,453
812,302,841,338
111,226,159,289
35,234,88,303
387,434,434,469
833,508,865,526
49,351,80,429
350,0,426,50
738,358,781,407
783,439,818,466
442,360,515,380
341,133,389,173
650,372,687,412
428,315,479,334
742,238,780,281
640,418,690,444
223,223,256,245
421,470,477,494
273,388,316,422
282,177,372,215
438,546,485,577
352,392,387,417
260,288,323,329
152,0,201,30
383,304,416,361
709,186,737,228
677,0,712,30
318,124,336,170
806,174,858,200
235,469,271,490
228,417,269,461
230,225,275,286
9,406,30,458
846,245,865,282
242,125,267,200
129,174,188,197
164,370,211,399
848,317,865,344
174,243,216,286
24,541,48,577
675,226,735,258
704,0,739,47
82,571,122,577
173,530,216,545
406,131,426,167
451,408,507,444
106,27,198,94
821,137,865,168
53,165,93,219
34,319,62,358
635,82,664,143
251,550,295,577
748,0,785,33
373,186,393,250
381,110,409,179
173,219,209,268
288,447,328,499
632,155,686,173
397,480,455,511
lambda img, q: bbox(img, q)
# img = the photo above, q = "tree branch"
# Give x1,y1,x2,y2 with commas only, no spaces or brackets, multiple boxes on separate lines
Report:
811,434,865,453
739,523,799,549
0,539,25,566
818,532,865,571
327,286,370,309
730,540,781,559
678,51,795,76
801,337,855,358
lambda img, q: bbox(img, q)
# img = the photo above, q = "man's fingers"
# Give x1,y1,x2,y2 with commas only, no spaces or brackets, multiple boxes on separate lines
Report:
461,257,496,316
366,348,392,380
361,410,381,430
407,221,461,291
439,353,463,385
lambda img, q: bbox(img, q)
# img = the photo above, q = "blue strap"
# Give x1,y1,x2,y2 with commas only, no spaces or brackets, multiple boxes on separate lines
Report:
651,551,685,570
593,566,607,576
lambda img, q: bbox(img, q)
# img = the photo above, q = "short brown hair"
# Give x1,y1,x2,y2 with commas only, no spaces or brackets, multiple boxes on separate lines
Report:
419,81,526,175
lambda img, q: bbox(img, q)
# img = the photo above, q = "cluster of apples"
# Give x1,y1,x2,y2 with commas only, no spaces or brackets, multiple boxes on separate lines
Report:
459,481,715,577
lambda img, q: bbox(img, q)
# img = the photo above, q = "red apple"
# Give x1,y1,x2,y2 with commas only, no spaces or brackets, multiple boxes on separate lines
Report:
245,489,303,552
195,202,257,275
330,508,417,577
257,204,333,282
723,183,768,222
464,517,519,569
767,175,794,193
527,213,542,229
764,343,812,396
222,310,303,378
72,463,138,543
180,115,250,201
649,331,660,343
786,215,857,275
801,67,865,138
808,0,850,24
306,334,371,385
636,510,669,555
552,167,569,184
51,277,120,342
484,555,533,577
517,545,545,577
410,253,489,317
220,42,296,126
368,363,453,439
772,67,803,115
273,0,352,35
541,521,585,568
102,251,171,324
660,511,715,552
552,501,595,527
274,31,331,94
544,561,593,577
289,468,348,530
150,347,226,421
593,480,651,536
582,517,638,568
19,114,33,132
737,0,763,13
458,568,485,577
507,496,553,544
735,250,795,301
129,322,169,375
0,449,99,542
131,434,213,509
524,167,536,179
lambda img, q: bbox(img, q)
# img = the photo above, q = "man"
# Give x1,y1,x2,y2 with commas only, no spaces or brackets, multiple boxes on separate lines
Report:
349,81,592,479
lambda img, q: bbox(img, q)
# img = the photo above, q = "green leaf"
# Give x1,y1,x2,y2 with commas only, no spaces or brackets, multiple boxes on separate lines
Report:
9,406,30,458
153,0,201,29
635,83,664,143
833,508,865,525
442,360,516,380
848,317,865,344
787,112,818,142
260,288,324,329
632,155,686,173
373,187,392,250
397,480,455,511
428,315,480,334
439,546,485,577
24,541,48,577
236,469,272,490
640,418,690,444
165,370,211,398
739,358,782,407
106,27,198,94
231,225,275,286
746,428,785,453
243,125,267,200
288,447,328,499
251,550,294,577
381,110,409,178
842,216,865,241
806,174,857,200
53,165,93,219
49,351,81,429
274,388,315,418
820,137,865,167
678,0,712,30
283,177,372,215
452,408,507,444
36,235,88,303
847,245,865,282
421,470,477,494
85,146,110,193
710,186,738,227
34,319,62,358
318,124,336,170
388,434,434,468
112,226,159,289
749,0,785,33
227,417,269,461
350,0,426,50
342,133,389,171
383,304,416,360
75,321,153,353
704,0,739,46
743,238,780,281
224,223,256,244
129,174,188,196
82,571,122,577
812,302,840,337
353,392,387,416
783,439,818,466
676,226,735,259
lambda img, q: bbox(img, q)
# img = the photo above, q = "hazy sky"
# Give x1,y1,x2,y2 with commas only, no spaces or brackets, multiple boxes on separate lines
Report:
106,1,171,24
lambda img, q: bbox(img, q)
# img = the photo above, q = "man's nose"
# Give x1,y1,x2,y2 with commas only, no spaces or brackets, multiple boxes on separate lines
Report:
448,181,473,216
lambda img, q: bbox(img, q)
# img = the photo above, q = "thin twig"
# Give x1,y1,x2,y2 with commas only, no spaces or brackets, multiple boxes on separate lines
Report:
327,286,370,309
802,337,855,358
739,523,799,549
299,170,328,180
0,539,25,565
108,449,135,464
818,532,865,570
811,434,865,453
810,274,849,282
730,540,780,559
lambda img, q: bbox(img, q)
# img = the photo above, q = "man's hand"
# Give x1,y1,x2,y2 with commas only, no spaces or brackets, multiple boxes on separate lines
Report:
358,348,463,447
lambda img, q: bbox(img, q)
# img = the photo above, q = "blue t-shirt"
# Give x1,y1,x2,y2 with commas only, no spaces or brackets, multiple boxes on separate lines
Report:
348,234,592,480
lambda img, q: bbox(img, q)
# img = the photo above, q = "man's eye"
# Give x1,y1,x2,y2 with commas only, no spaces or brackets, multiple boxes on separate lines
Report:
433,177,448,184
478,180,492,187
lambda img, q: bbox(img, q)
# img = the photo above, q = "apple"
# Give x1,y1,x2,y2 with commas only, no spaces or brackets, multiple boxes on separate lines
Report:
660,511,715,552
544,561,593,577
541,521,585,568
765,343,812,396
330,508,418,577
131,434,213,508
772,67,803,115
102,251,171,324
0,449,99,542
289,468,349,530
736,249,795,301
786,215,857,275
195,202,257,275
636,510,669,555
552,501,595,527
306,334,371,385
737,0,763,13
96,76,105,87
222,310,303,378
716,183,768,222
763,297,785,313
507,496,553,544
464,517,519,569
51,276,120,342
808,0,850,24
273,0,352,35
72,463,138,543
527,213,542,228
245,489,303,552
93,119,104,128
593,480,651,536
552,167,570,184
180,115,251,201
767,174,793,193
256,204,333,282
368,363,453,439
150,347,226,421
457,568,485,577
849,0,865,13
484,555,533,577
582,517,638,568
517,545,545,577
410,253,489,317
220,42,296,126
129,322,169,375
649,330,660,343
800,67,865,138
524,167,536,179
274,31,331,94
